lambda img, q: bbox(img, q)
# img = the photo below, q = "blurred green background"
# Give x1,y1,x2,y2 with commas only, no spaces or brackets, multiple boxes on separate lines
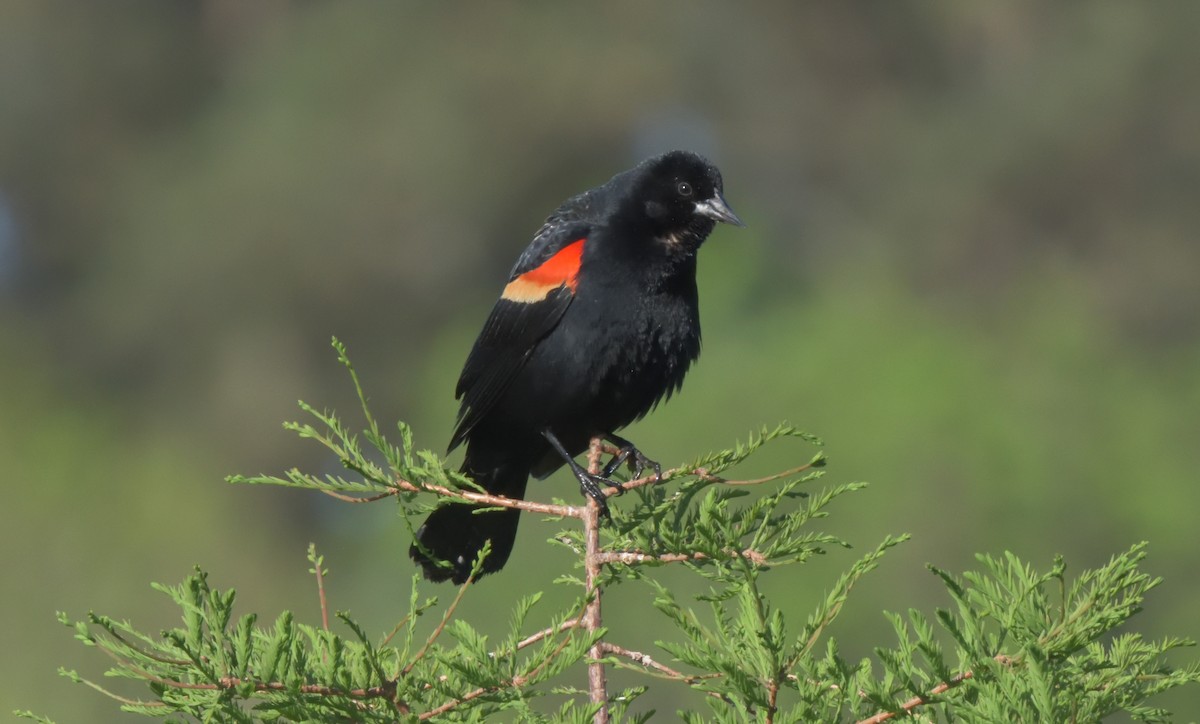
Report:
3,2,1199,720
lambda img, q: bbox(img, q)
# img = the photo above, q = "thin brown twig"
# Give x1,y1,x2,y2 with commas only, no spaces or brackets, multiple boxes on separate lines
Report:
94,651,396,701
380,610,416,648
524,612,587,684
505,613,585,655
401,572,475,677
320,455,815,511
594,457,819,501
228,677,396,699
318,488,399,503
423,613,585,720
596,642,691,680
322,479,582,518
419,686,491,720
713,460,821,486
86,639,179,706
594,548,767,566
594,642,732,707
855,655,1014,724
75,675,168,708
419,676,524,721
87,623,192,667
92,642,390,711
595,550,703,565
598,467,687,497
855,673,975,724
313,556,330,632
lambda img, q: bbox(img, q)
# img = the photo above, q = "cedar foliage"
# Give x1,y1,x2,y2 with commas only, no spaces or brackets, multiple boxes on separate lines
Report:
22,341,1199,722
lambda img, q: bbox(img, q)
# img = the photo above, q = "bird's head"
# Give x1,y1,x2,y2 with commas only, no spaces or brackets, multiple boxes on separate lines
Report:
632,150,744,250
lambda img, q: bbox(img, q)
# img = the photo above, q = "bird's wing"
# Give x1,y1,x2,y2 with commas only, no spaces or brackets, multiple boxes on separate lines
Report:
449,196,598,452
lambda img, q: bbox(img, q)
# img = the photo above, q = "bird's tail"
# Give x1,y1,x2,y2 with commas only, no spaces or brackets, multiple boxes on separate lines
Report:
409,455,529,584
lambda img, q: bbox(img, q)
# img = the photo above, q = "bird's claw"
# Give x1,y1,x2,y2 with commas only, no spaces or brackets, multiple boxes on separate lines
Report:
539,428,622,520
571,465,617,520
602,443,663,483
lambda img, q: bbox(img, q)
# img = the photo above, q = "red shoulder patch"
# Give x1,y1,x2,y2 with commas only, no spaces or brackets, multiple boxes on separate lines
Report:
501,239,585,303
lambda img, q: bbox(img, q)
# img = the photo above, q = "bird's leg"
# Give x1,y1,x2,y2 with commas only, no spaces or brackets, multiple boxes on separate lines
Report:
540,429,620,519
601,433,663,481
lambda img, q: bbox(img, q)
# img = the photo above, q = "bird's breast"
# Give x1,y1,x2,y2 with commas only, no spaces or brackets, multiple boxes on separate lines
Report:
566,282,701,428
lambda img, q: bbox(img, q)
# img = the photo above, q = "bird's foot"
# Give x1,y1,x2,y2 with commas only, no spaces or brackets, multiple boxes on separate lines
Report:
602,434,664,482
563,457,619,520
541,428,621,519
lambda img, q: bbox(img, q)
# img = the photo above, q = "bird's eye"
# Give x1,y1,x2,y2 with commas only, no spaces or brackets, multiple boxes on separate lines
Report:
676,181,693,198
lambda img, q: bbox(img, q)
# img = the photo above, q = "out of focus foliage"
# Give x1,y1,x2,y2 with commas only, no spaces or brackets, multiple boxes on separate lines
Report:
3,2,1198,720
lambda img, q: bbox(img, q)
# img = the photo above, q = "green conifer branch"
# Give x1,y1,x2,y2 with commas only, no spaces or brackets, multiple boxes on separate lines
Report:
24,339,1199,722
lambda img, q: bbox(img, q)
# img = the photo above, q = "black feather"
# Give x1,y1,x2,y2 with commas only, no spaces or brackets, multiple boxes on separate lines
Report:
411,150,740,582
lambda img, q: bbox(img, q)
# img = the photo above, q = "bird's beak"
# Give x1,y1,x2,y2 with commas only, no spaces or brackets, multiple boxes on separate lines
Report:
695,195,745,227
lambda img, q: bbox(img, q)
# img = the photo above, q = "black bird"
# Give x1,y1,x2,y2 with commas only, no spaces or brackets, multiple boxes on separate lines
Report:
410,150,743,583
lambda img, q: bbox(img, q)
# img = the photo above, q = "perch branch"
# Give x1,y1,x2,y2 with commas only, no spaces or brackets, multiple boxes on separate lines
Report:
584,437,610,724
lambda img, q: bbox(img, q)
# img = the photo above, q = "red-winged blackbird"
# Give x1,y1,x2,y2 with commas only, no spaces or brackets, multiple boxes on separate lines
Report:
411,150,742,583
